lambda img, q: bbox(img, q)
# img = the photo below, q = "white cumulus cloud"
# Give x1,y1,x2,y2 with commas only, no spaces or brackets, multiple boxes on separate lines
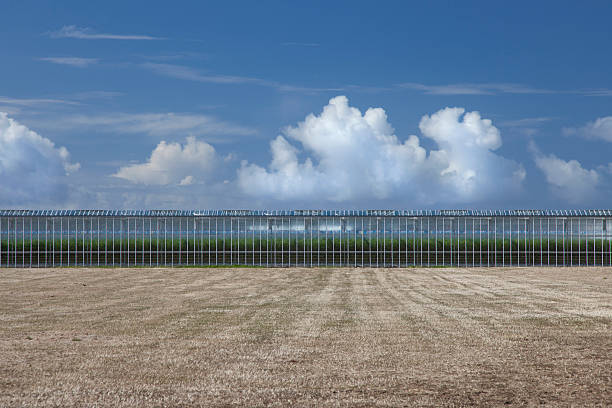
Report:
563,116,612,142
237,96,525,205
0,112,79,205
529,142,599,204
113,136,217,185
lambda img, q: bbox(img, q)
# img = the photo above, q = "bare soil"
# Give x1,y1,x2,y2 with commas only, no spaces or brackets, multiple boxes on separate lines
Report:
0,267,610,407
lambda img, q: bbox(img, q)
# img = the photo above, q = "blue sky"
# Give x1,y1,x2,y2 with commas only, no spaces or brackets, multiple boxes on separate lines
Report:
1,1,612,210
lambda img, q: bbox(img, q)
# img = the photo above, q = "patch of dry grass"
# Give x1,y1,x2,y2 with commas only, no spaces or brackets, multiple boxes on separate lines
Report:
0,267,610,407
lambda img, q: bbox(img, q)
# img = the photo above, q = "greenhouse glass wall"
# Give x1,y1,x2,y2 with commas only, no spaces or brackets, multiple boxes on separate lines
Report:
1,209,612,268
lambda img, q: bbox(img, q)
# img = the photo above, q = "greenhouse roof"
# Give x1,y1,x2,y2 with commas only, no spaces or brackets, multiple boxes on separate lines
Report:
1,209,612,217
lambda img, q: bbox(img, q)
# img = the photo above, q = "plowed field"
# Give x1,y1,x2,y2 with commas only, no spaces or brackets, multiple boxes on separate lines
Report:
1,267,610,407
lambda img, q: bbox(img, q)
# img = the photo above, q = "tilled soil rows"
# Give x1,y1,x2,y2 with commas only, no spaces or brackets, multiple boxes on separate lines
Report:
0,267,610,407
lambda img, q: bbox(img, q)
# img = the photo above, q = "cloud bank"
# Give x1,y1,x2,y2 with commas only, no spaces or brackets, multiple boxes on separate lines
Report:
0,112,79,205
238,96,525,205
113,136,217,186
529,142,600,204
564,116,612,142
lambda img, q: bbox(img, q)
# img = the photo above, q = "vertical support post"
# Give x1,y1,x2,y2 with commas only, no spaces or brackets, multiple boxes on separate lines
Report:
215,218,218,266
140,218,143,266
90,218,93,266
281,218,284,266
97,218,100,267
207,218,211,266
7,216,10,267
12,217,15,267
593,218,596,266
14,217,17,267
570,218,573,266
547,218,550,266
423,218,426,267
60,218,63,266
361,217,365,267
392,217,395,267
517,217,520,267
525,219,527,267
149,218,152,267
6,217,8,267
494,218,497,266
383,217,386,267
235,217,238,265
509,218,512,266
472,218,475,268
435,217,438,266
601,218,604,267
585,218,588,266
352,217,358,268
578,219,581,266
180,217,183,266
30,218,33,268
375,218,378,268
539,218,542,267
487,218,490,267
72,218,76,267
464,218,467,267
442,217,445,266
389,218,392,267
532,218,535,266
318,217,320,267
402,217,406,267
414,218,418,267
4,218,7,267
457,218,460,267
83,217,86,267
338,217,341,267
562,219,565,266
555,218,559,266
502,218,505,266
13,217,16,267
45,218,48,267
119,218,122,266
36,218,40,267
20,217,24,268
224,217,228,266
479,218,482,267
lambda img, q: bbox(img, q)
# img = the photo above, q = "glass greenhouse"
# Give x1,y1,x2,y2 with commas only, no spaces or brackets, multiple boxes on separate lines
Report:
1,209,611,267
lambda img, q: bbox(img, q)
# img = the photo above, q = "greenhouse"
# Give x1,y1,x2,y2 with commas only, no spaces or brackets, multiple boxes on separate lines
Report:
1,209,611,268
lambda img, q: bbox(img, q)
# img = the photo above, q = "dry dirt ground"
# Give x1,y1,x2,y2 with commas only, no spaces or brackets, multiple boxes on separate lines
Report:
0,267,610,407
